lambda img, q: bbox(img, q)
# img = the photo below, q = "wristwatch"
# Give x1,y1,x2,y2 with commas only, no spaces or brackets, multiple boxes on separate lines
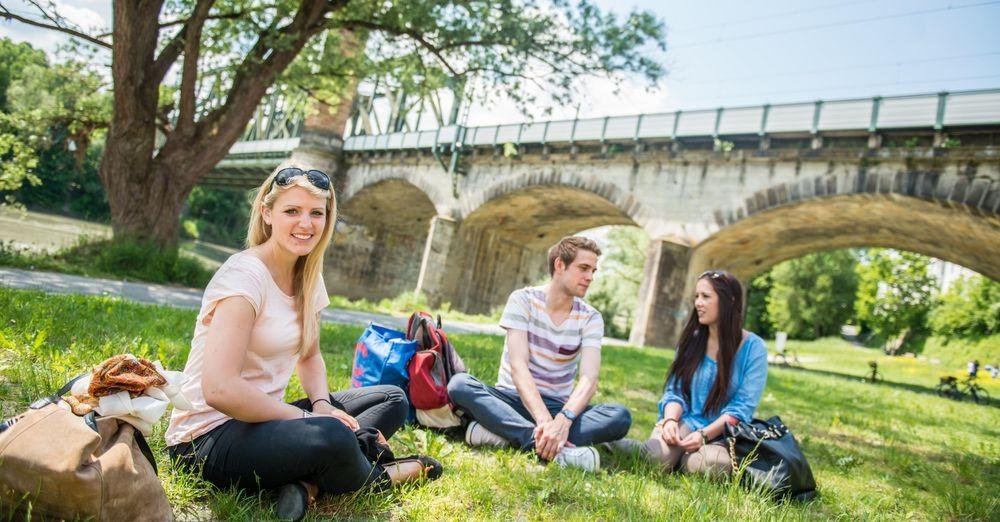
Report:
559,408,577,421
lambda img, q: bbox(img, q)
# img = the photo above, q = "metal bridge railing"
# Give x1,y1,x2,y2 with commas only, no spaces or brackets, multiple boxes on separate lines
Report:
339,88,1000,153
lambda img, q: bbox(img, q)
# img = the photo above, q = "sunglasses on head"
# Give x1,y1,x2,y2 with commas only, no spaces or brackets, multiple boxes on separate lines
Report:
270,167,331,192
700,270,723,279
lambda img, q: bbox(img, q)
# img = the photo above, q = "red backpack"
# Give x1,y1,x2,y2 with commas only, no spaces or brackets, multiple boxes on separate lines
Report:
405,312,467,427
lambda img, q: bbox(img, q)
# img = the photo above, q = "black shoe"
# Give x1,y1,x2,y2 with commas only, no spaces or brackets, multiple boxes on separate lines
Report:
275,482,308,521
393,454,444,481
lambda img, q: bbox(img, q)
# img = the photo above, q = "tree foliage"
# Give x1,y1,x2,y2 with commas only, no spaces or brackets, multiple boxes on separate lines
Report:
855,249,936,339
0,37,110,213
180,186,252,248
744,270,773,339
928,275,1000,337
766,250,859,340
1,0,667,247
0,37,46,195
586,226,648,339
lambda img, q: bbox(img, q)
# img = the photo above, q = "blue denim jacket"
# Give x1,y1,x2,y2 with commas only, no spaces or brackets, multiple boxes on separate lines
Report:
657,332,769,430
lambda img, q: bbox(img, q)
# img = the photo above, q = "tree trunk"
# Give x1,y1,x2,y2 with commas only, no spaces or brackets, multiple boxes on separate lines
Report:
97,0,340,249
99,0,170,246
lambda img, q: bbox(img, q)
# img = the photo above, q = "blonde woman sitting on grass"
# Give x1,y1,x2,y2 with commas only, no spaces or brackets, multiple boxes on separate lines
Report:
165,167,440,521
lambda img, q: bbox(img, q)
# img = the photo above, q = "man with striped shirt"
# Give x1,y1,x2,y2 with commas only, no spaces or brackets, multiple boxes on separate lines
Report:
448,236,632,471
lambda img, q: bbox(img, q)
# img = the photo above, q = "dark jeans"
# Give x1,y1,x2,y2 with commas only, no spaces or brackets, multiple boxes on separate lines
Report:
168,385,407,495
447,373,631,450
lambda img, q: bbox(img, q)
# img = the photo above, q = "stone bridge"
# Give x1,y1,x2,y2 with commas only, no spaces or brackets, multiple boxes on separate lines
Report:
212,89,1000,347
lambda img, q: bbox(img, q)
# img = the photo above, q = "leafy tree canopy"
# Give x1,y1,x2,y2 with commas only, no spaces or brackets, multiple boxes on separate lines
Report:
855,249,937,339
766,249,859,340
928,274,1000,338
0,0,667,246
587,226,649,338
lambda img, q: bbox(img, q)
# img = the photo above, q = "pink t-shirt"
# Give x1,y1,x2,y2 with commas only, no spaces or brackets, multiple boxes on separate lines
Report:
164,252,329,446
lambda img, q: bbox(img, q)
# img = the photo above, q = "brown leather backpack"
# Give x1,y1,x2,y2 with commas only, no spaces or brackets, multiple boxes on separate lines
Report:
0,378,173,521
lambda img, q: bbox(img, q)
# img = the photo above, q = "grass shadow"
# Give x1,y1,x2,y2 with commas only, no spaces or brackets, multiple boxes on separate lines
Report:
774,363,1000,409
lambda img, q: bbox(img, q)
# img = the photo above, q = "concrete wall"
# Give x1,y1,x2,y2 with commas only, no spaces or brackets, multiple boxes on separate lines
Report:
324,179,436,300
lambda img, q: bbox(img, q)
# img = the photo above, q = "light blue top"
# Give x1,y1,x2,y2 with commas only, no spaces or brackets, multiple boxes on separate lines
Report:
657,332,769,430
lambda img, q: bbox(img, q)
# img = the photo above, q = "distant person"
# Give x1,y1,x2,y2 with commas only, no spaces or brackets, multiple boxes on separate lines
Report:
634,270,768,477
989,364,999,379
448,236,631,472
968,360,980,379
165,168,441,522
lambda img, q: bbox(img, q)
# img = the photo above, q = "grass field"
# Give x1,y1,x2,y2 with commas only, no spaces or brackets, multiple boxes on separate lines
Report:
1,288,998,520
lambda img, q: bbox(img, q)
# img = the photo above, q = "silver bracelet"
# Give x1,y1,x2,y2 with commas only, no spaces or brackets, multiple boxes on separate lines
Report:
301,409,313,419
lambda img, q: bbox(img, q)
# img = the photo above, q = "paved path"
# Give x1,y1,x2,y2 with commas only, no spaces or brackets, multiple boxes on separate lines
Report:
0,267,633,344
0,266,506,336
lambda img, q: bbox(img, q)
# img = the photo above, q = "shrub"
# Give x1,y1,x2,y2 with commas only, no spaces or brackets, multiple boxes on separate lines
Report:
56,238,212,287
928,275,1000,337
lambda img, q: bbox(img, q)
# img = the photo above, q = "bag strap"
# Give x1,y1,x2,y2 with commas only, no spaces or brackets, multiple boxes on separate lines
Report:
728,436,739,473
133,430,159,475
29,373,88,410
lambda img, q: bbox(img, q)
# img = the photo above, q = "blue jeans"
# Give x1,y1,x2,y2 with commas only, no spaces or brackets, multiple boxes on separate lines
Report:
448,373,631,450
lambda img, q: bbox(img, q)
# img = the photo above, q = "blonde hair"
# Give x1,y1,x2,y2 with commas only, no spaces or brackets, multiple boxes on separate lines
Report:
247,170,336,354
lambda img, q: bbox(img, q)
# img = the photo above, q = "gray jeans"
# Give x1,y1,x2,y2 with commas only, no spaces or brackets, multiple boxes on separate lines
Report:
448,373,631,450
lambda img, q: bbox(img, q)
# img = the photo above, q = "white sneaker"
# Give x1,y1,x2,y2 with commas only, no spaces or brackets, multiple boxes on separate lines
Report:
553,446,600,472
600,438,648,455
465,421,509,448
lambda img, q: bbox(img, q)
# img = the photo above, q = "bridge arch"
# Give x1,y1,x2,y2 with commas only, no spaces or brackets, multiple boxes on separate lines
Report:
631,170,999,348
324,178,438,300
696,171,1000,280
440,182,644,313
458,169,653,228
342,167,452,217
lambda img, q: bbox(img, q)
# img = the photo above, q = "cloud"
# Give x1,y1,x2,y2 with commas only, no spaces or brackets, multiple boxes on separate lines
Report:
0,0,108,55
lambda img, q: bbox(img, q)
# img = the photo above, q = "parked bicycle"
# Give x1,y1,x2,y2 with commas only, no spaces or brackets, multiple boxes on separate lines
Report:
867,361,881,383
936,376,991,404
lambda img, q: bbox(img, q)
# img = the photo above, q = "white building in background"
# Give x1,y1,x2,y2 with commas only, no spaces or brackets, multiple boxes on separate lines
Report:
929,259,978,292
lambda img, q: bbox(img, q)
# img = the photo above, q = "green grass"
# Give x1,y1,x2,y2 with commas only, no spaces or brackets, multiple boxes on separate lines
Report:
328,290,503,326
0,237,215,288
1,288,998,520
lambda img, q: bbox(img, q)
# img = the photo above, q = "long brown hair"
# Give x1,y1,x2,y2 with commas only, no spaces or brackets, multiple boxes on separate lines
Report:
665,270,744,415
247,170,336,354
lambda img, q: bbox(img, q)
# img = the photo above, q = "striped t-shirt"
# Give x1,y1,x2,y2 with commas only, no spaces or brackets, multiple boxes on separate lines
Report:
496,286,604,401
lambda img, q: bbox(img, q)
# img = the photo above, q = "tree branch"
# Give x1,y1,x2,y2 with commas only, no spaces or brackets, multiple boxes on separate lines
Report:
339,18,460,76
0,6,111,49
96,6,269,39
176,0,214,135
152,25,186,85
163,0,341,183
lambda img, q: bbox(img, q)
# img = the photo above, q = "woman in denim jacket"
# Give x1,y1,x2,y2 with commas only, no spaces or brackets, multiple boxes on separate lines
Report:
643,269,768,477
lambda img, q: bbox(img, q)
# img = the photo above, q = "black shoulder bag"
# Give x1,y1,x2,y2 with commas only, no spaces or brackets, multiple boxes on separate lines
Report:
726,415,818,502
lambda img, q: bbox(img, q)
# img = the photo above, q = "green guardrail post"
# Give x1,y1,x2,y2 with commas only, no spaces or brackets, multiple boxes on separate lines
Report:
869,96,882,133
811,100,823,135
935,91,949,130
